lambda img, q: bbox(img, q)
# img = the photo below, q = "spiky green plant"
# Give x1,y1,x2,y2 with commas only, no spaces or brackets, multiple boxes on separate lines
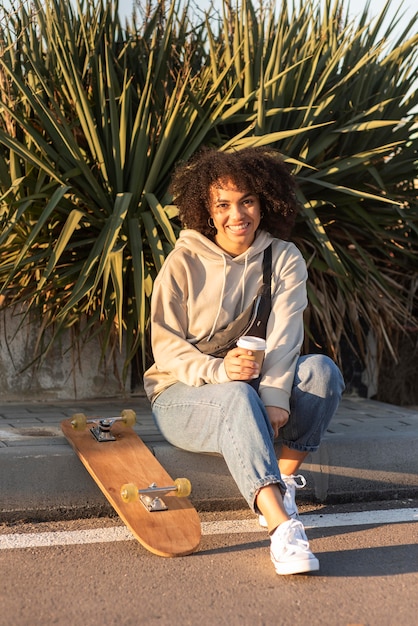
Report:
0,0,417,390
207,0,418,367
0,0,233,376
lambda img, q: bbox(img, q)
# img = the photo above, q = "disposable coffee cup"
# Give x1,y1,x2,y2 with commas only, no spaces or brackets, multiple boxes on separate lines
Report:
237,336,267,377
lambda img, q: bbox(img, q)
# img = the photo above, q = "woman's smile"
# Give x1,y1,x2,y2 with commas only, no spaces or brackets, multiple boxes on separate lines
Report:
228,222,251,232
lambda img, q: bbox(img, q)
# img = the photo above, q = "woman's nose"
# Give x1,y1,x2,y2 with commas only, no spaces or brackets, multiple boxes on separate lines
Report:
229,203,244,219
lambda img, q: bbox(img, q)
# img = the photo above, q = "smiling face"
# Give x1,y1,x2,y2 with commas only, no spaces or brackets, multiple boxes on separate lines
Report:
209,180,261,256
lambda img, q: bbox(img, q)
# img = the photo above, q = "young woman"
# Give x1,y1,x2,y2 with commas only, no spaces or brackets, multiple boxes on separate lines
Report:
144,147,345,575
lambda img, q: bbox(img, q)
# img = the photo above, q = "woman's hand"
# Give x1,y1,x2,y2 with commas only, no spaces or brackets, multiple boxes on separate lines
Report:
224,347,259,381
265,406,289,439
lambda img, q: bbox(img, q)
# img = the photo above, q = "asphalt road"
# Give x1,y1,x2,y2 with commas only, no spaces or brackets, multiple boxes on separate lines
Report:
1,501,417,626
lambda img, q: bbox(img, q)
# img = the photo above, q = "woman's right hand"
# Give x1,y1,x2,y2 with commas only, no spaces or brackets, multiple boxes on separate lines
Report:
224,347,259,381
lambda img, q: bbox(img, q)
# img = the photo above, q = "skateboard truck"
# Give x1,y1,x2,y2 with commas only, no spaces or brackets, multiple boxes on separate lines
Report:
121,479,192,512
139,483,172,512
70,410,136,442
90,418,117,442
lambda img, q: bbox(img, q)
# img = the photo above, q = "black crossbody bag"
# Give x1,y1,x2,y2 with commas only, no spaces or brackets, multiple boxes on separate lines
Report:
195,244,272,358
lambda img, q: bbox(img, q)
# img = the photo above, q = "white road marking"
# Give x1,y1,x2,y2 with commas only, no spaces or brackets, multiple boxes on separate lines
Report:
0,526,133,549
0,508,417,550
202,508,418,535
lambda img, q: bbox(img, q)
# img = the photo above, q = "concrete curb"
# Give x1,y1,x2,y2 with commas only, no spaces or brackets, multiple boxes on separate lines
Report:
1,397,417,521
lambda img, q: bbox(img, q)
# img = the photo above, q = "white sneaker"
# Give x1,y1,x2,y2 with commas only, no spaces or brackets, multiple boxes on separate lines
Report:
270,519,319,575
259,474,307,528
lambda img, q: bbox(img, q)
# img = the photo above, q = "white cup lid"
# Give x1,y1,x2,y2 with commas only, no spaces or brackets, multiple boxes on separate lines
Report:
237,336,267,350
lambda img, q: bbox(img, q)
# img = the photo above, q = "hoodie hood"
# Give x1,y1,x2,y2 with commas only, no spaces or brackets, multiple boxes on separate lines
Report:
175,228,274,262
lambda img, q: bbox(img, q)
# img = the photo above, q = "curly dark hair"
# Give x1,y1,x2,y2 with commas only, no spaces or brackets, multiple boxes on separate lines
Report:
170,147,300,240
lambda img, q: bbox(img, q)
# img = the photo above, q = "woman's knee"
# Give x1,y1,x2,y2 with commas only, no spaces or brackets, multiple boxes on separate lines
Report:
295,354,345,398
224,380,263,406
223,381,272,434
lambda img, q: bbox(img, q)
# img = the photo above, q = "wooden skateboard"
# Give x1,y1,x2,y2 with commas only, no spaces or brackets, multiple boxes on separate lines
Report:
61,410,201,557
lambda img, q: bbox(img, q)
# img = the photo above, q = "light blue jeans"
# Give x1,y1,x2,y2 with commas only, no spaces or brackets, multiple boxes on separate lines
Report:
152,354,345,512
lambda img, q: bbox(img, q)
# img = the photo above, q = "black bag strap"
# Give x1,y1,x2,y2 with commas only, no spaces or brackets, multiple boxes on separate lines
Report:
261,243,272,298
248,243,272,340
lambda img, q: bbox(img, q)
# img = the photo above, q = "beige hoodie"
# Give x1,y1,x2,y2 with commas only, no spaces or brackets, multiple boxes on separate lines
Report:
143,229,308,412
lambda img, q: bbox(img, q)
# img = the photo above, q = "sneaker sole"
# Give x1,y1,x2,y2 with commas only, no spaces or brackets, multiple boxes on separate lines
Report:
272,556,320,576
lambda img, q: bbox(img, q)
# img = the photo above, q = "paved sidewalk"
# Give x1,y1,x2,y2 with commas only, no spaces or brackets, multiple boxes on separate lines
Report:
1,395,417,521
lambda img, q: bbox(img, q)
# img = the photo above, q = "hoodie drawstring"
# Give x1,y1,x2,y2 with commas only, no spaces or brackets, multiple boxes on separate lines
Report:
207,252,249,342
240,253,248,312
207,254,227,341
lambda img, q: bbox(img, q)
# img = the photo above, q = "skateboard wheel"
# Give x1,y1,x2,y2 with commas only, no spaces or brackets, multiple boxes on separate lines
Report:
174,478,192,498
120,483,138,503
121,409,136,427
71,413,87,430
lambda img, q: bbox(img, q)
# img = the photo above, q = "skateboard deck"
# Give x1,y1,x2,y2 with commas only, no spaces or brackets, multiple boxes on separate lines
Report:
61,411,201,557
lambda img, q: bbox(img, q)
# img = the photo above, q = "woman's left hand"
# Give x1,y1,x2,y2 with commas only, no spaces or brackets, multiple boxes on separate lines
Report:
265,406,289,439
224,347,259,381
